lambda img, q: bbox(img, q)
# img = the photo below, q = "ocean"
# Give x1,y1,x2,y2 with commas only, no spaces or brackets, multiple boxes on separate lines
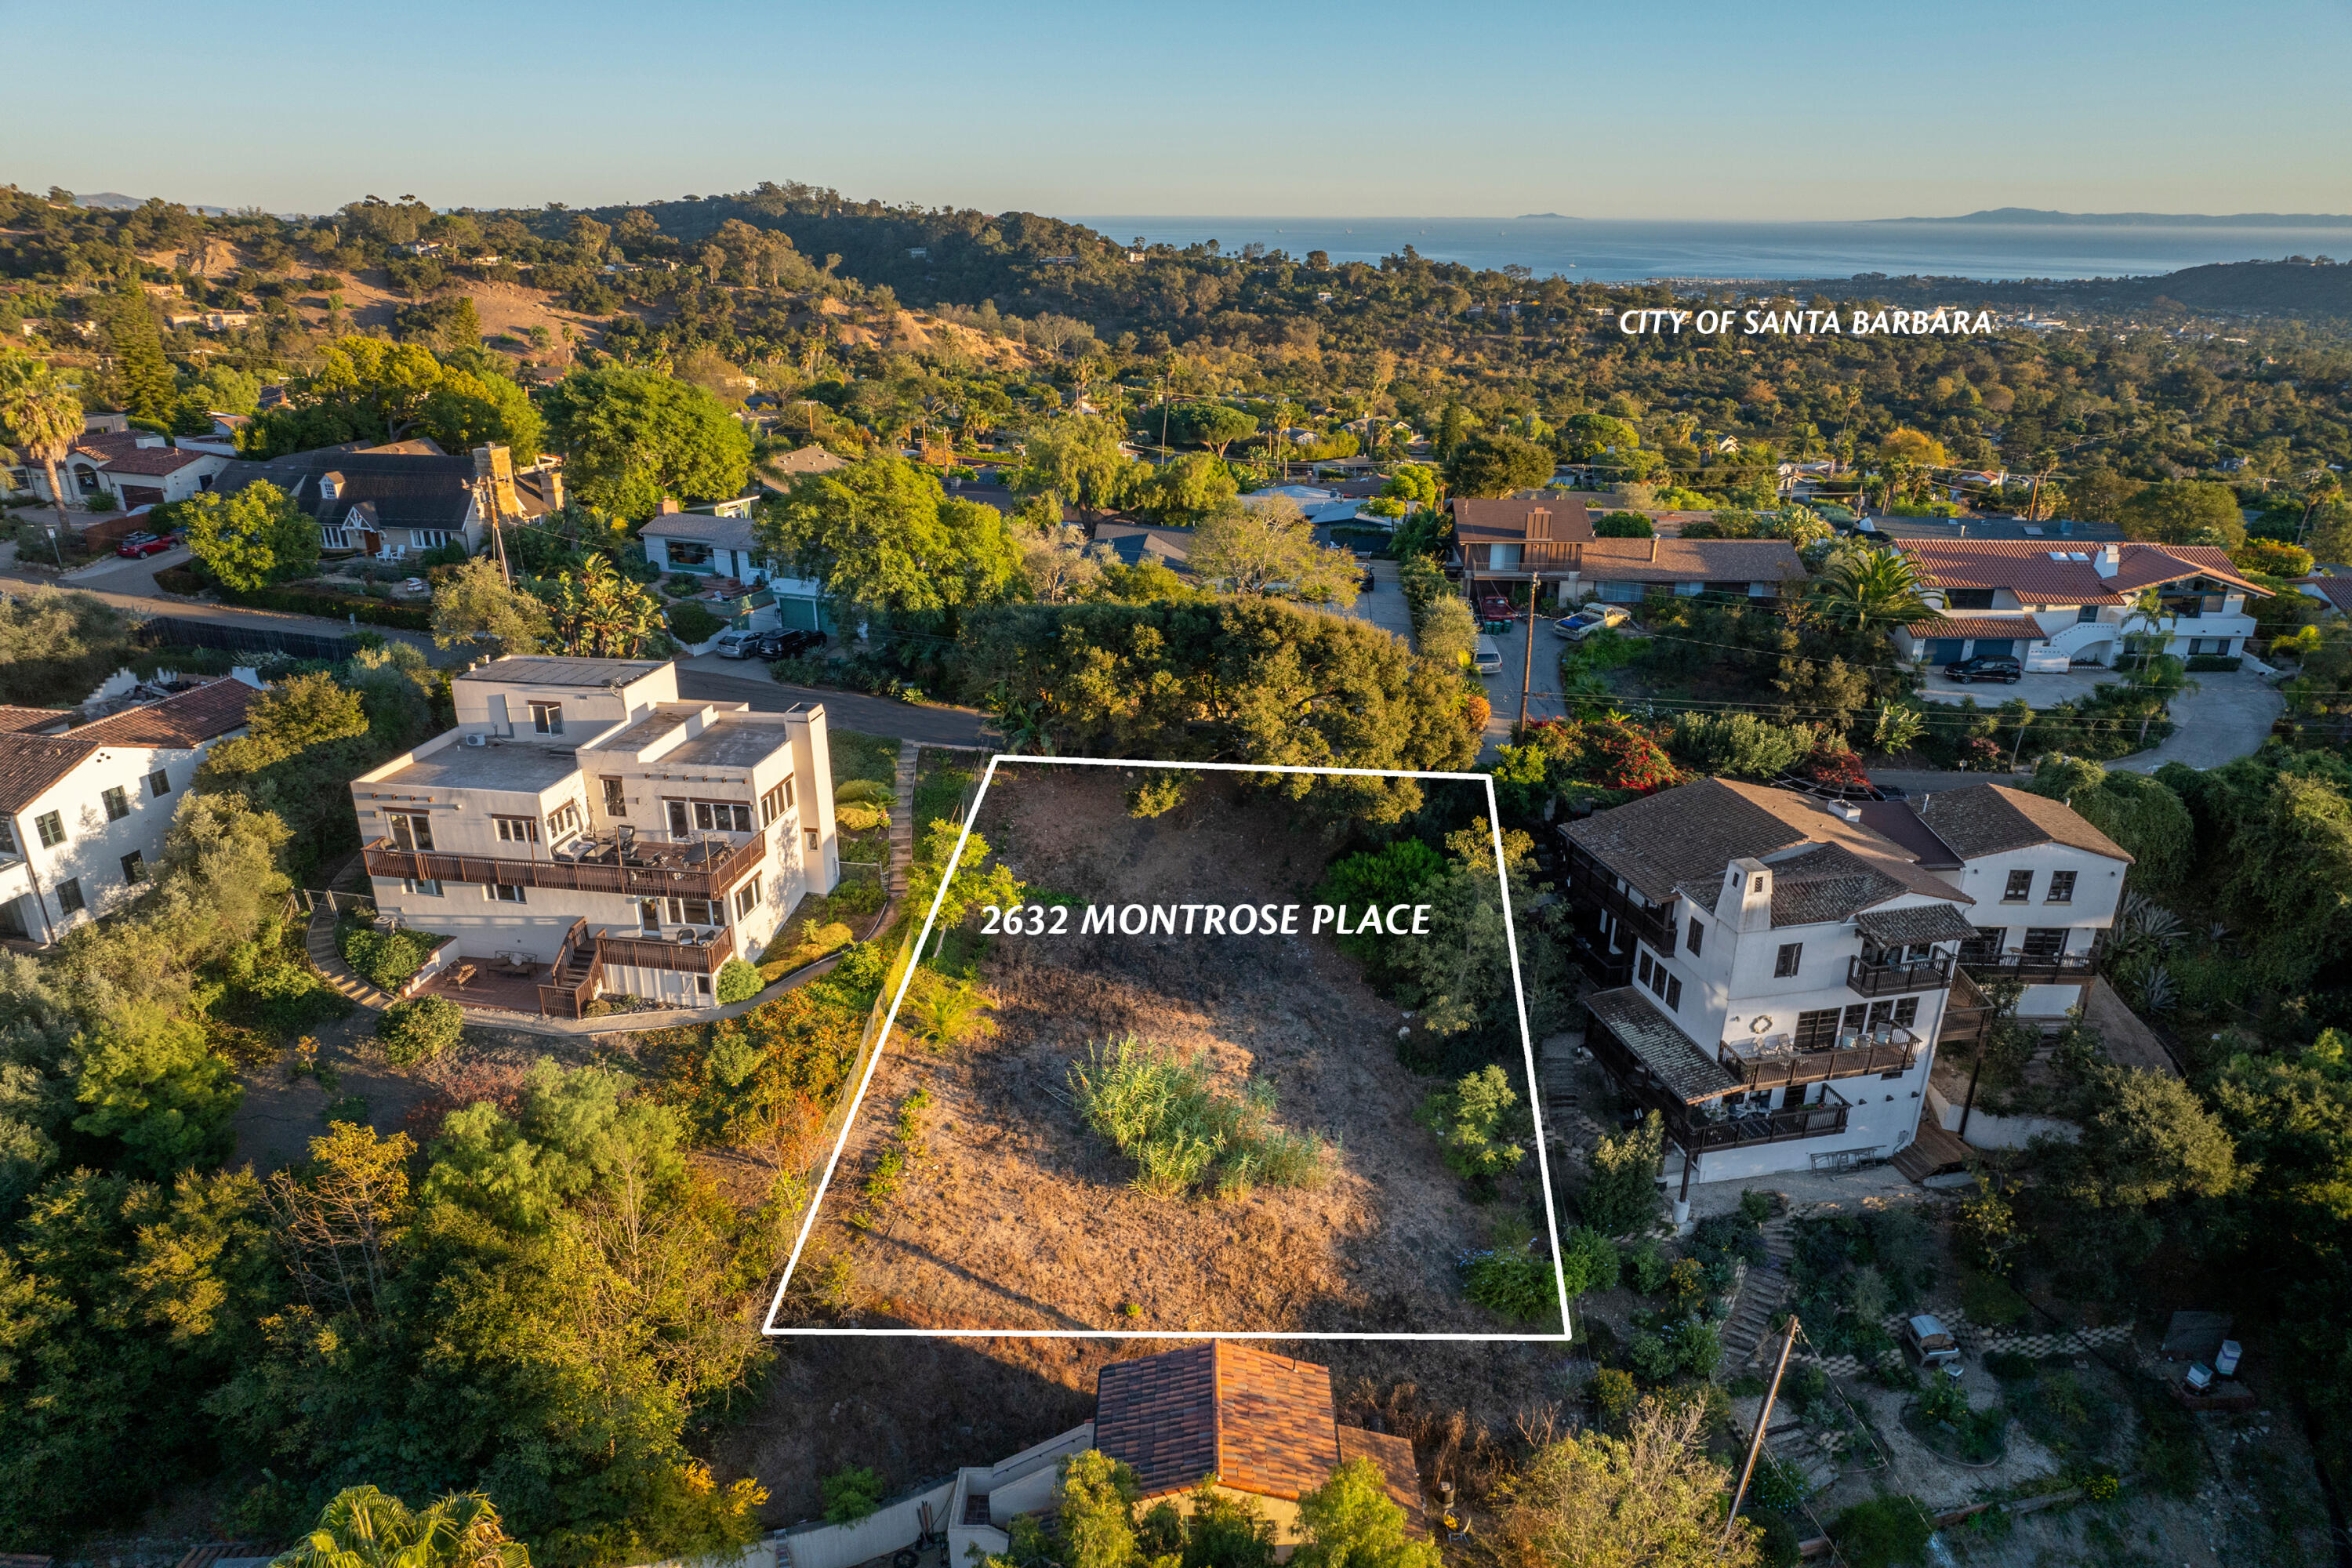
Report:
1062,216,2352,282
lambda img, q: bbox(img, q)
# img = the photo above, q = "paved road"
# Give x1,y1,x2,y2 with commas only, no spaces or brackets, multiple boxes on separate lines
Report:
1477,614,1577,757
1345,558,1414,642
674,658,995,746
0,561,449,661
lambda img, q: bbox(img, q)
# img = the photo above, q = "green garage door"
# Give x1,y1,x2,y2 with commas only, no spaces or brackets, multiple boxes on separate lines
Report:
1927,638,1965,663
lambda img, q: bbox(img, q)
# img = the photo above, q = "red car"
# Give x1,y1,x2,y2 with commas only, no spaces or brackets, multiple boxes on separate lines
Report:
114,532,176,558
1477,593,1519,621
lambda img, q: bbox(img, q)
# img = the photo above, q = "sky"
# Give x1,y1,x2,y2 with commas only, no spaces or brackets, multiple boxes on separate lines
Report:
5,0,2350,222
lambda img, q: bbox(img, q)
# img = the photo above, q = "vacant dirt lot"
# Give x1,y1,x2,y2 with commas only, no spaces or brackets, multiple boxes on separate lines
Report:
799,765,1529,1337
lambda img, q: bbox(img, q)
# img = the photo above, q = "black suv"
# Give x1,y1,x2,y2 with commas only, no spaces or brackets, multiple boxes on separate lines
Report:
767,629,826,658
1943,654,2022,684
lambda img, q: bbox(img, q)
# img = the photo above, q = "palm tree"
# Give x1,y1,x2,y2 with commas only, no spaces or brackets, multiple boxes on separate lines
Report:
0,351,85,538
273,1485,528,1568
1807,546,1940,637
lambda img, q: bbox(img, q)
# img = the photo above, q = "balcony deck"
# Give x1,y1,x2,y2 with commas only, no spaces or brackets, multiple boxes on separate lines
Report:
1846,951,1955,996
1679,1087,1850,1152
363,827,765,901
1718,1033,1916,1091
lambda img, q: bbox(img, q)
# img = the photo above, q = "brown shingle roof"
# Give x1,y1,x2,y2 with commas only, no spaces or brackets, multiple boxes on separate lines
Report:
102,445,209,477
1585,986,1740,1104
1581,537,1805,585
1095,1344,1350,1503
1853,902,1984,946
1916,783,2132,863
1334,1426,1430,1537
1450,496,1595,545
73,679,256,749
0,734,99,814
1762,843,1911,927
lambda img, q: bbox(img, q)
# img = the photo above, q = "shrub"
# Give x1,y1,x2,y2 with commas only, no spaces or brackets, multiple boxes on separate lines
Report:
1961,1268,2029,1327
1461,1247,1557,1323
835,778,891,804
2185,653,2241,672
714,957,764,1004
1624,1238,1672,1297
376,996,463,1066
1417,1064,1528,1182
1559,1225,1622,1295
837,800,889,833
1672,1318,1722,1377
1579,1111,1664,1235
339,922,448,991
1828,1496,1933,1568
1666,712,1817,780
830,876,886,916
667,600,726,643
1124,770,1194,818
759,916,855,980
1592,510,1654,538
1067,1034,1327,1199
820,1464,887,1525
1627,1330,1679,1381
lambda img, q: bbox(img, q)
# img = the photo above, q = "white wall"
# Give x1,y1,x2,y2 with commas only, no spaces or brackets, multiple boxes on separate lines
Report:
782,1481,955,1568
11,739,216,935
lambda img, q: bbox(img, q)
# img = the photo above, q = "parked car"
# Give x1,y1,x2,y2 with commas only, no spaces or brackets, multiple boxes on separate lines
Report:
1943,654,2023,684
713,629,767,659
1903,1313,1962,1368
1472,636,1503,675
1553,606,1631,641
1477,593,1517,622
770,628,826,658
114,532,175,558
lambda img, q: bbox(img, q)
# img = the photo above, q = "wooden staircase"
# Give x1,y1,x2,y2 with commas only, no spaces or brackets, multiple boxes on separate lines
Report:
1892,1120,1971,1184
1721,1210,1798,1368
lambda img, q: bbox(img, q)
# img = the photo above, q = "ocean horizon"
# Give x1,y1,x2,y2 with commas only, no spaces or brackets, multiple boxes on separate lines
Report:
1063,216,2352,283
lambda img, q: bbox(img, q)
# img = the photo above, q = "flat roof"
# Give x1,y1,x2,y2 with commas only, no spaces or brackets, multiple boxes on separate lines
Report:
593,710,793,770
456,656,668,688
372,738,579,796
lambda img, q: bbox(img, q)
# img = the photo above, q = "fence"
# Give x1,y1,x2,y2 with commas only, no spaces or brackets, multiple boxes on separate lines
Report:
142,615,355,662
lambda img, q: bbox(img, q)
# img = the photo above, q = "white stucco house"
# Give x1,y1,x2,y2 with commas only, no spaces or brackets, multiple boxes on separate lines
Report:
0,677,262,944
640,498,831,632
350,655,840,1014
1562,777,2131,1203
1892,539,2271,670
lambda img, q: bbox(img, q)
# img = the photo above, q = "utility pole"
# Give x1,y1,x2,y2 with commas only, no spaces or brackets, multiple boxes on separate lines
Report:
1518,570,1539,734
1725,1319,1801,1545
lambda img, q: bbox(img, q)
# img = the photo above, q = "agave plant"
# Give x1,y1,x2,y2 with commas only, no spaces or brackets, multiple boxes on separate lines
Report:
2139,964,2178,1012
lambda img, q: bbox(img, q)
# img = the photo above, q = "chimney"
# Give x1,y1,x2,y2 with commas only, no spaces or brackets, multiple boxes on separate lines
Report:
657,497,681,515
471,445,518,518
2096,543,2121,579
1722,857,1774,933
543,466,564,511
1649,535,1659,562
1526,506,1551,542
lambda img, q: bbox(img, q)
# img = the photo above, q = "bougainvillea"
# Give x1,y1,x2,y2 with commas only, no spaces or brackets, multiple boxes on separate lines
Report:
1508,715,1685,798
1803,741,1874,791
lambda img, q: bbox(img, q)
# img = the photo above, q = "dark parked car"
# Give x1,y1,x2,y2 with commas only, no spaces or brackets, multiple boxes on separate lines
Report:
769,629,826,658
1943,654,2022,684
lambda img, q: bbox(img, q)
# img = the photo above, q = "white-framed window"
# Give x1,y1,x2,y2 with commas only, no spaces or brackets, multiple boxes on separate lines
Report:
403,877,444,896
546,801,583,840
805,829,819,851
494,815,539,844
34,811,64,848
147,769,170,797
410,529,455,550
101,786,130,822
529,701,564,735
321,528,350,549
733,877,762,920
488,884,526,903
760,779,796,825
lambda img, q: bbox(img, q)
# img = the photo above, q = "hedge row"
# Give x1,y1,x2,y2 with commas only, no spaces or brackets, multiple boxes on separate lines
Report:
153,565,434,630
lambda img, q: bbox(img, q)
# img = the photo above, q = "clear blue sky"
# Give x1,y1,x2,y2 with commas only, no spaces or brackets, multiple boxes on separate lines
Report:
7,0,2348,220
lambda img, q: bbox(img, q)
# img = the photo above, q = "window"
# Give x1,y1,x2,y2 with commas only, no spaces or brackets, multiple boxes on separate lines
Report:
760,779,797,825
693,800,754,833
494,815,540,844
402,877,444,896
101,786,130,822
1961,926,2005,963
697,974,713,996
147,769,170,798
1945,588,1996,610
2076,604,2100,623
410,529,454,550
1794,1008,1840,1050
2022,927,2068,957
664,896,717,926
1773,942,1802,978
1664,975,1682,1011
667,540,714,568
488,884,526,903
2002,869,2034,902
388,811,434,853
639,898,662,931
546,801,582,840
602,777,627,817
1686,916,1704,956
1637,951,1655,989
2046,870,2077,903
0,818,13,855
805,829,820,851
733,877,762,920
34,811,63,848
528,701,564,735
55,877,83,915
1893,996,1919,1029
667,800,689,836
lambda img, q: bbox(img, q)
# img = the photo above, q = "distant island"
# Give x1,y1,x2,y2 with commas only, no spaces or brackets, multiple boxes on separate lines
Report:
74,190,241,216
1882,207,2352,228
1513,212,1577,221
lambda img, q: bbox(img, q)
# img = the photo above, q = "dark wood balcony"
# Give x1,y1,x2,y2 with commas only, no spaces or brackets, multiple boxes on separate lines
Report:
1962,949,2097,985
1846,950,1955,996
1561,839,1676,954
1674,1086,1850,1152
1717,1035,1916,1091
362,827,766,902
595,924,735,975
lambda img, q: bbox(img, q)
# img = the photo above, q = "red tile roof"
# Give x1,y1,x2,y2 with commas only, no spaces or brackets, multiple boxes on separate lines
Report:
1904,614,2049,640
0,706,72,735
2305,576,2352,614
101,445,209,476
0,734,103,814
73,678,257,749
1897,539,2271,603
1093,1345,1426,1532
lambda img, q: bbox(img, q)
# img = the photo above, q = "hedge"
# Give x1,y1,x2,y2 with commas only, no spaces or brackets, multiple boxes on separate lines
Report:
152,565,434,630
2186,654,2243,672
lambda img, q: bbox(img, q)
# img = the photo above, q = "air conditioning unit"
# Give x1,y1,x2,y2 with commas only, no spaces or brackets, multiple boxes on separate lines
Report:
464,733,488,746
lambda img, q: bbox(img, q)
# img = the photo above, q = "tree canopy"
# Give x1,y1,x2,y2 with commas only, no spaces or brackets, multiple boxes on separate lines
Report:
542,366,752,518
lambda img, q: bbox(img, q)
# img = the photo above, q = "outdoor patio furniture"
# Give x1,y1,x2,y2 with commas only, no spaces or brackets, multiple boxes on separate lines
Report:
451,960,478,989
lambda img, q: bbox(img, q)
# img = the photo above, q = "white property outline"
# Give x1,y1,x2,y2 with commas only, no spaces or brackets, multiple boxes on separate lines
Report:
761,755,1572,1343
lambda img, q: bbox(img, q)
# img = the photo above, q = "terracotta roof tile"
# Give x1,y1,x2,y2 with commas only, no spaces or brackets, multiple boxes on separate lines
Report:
1335,1426,1430,1538
0,706,72,735
102,445,210,477
1904,614,2049,640
1096,1345,1221,1497
1898,539,2272,604
1581,537,1806,585
71,678,256,749
2307,576,2352,614
0,734,99,814
1916,783,2132,863
1096,1345,1345,1502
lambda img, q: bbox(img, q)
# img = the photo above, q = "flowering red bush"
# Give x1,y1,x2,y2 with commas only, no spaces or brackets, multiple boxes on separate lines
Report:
1517,716,1684,795
1803,742,1873,791
1957,736,2006,771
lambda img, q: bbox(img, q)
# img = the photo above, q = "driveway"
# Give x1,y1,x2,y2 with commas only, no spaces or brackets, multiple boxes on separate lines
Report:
675,658,994,747
2107,668,2283,772
1916,666,2121,706
1477,615,1577,756
1345,558,1414,641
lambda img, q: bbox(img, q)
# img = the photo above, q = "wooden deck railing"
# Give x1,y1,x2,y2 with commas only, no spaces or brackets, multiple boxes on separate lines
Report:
595,925,735,975
361,829,767,902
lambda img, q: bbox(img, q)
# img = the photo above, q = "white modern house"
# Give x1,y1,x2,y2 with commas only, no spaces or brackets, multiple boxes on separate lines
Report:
350,655,840,1014
1891,539,2271,670
1562,778,2130,1203
0,678,262,944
